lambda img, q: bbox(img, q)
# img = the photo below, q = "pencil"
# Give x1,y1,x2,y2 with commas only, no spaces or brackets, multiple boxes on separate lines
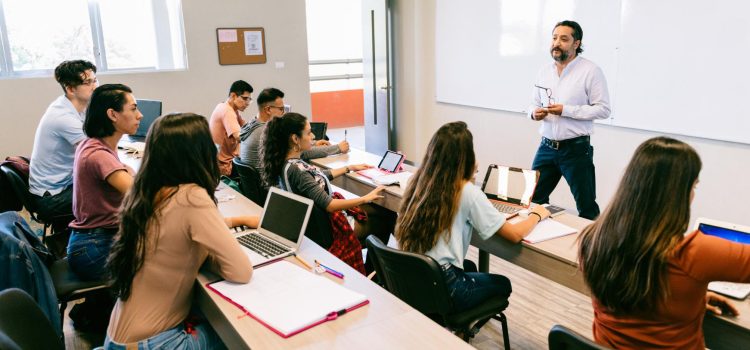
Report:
294,254,313,270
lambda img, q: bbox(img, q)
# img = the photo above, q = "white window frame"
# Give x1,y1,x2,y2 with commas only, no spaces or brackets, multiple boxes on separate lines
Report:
0,0,187,78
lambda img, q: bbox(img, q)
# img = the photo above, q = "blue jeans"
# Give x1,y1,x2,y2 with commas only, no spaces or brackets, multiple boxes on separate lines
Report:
104,322,226,350
442,262,512,313
67,230,115,281
531,138,600,220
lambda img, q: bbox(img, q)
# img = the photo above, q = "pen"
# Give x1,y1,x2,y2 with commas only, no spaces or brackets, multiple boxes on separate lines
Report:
294,254,313,270
344,129,348,141
325,308,348,320
315,260,345,279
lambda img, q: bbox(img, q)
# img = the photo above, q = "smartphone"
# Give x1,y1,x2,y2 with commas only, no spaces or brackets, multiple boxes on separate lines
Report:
543,204,566,217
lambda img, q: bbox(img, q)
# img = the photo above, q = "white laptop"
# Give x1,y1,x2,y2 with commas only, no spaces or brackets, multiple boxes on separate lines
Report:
234,187,313,267
694,217,750,299
480,164,539,219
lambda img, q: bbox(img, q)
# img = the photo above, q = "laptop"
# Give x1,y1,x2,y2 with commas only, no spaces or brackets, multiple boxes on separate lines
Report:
480,164,539,218
128,99,162,142
357,150,406,179
234,187,314,267
694,217,750,299
310,122,328,141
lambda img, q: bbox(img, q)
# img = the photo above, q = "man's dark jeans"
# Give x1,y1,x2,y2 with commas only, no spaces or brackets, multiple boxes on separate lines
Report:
531,137,600,220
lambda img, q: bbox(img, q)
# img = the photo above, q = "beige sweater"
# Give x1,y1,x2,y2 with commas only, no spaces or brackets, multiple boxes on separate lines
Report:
107,184,252,343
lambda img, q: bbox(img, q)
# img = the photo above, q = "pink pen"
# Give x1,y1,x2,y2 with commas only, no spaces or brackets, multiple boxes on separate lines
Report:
315,260,345,279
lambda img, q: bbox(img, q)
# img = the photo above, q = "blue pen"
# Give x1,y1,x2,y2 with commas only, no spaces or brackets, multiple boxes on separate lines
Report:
314,260,345,279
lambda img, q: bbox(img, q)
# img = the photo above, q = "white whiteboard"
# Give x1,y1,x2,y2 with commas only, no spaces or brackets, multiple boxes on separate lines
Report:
435,0,750,144
614,0,750,144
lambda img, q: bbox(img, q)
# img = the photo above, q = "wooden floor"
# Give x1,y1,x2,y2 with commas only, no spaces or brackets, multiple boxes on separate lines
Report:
466,246,594,349
61,245,594,349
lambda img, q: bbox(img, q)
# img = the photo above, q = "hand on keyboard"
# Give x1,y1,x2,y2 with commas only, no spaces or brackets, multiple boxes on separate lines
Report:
706,291,739,316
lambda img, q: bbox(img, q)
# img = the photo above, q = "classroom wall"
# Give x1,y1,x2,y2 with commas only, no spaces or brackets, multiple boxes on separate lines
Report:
0,0,311,157
393,1,750,226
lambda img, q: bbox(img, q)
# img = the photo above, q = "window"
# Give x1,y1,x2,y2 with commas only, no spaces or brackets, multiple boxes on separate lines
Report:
0,0,186,77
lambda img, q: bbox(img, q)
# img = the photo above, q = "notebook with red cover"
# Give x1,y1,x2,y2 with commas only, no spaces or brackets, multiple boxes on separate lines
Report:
206,260,369,338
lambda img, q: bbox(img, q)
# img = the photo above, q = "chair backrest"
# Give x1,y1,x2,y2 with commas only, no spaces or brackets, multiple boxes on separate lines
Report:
0,164,37,214
232,158,268,206
365,236,453,316
0,288,64,350
548,324,610,350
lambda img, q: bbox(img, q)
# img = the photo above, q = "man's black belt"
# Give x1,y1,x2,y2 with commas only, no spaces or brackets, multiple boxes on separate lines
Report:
541,135,590,150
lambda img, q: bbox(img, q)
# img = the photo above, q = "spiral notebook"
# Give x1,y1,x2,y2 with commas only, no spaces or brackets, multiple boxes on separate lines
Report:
207,260,369,337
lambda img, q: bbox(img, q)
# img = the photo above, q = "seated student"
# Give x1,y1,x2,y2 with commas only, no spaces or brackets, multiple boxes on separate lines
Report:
260,112,385,273
105,113,256,349
29,60,98,232
239,87,348,170
578,137,749,349
209,80,253,177
394,121,550,313
68,84,140,281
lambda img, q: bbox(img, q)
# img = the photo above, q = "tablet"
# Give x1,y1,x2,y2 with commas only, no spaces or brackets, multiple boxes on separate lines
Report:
378,151,405,172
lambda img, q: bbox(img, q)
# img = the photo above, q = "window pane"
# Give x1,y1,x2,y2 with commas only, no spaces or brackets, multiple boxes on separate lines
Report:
98,0,158,69
5,0,94,71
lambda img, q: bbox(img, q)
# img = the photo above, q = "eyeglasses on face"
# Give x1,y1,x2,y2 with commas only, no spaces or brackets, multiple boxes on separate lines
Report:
81,78,98,86
267,105,285,111
239,95,252,102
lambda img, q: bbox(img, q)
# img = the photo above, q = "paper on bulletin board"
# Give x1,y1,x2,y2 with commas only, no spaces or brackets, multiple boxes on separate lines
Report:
244,30,264,55
217,29,237,42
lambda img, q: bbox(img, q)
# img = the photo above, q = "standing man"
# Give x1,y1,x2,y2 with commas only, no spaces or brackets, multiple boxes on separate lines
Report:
29,60,98,229
209,80,253,177
529,20,610,220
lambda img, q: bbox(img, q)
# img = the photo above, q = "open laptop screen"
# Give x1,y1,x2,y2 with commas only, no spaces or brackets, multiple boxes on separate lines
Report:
133,99,162,138
699,223,750,244
260,190,310,242
309,122,327,141
482,165,537,206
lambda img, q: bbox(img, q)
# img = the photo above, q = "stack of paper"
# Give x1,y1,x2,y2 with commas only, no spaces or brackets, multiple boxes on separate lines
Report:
523,219,578,243
118,141,145,158
373,171,413,186
207,260,368,337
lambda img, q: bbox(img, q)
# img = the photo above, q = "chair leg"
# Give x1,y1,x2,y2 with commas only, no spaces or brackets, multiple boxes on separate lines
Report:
42,222,51,244
59,300,68,342
492,312,510,350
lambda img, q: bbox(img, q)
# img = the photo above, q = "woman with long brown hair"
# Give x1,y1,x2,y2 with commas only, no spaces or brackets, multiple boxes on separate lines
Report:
261,112,386,273
395,121,550,312
105,113,256,349
579,136,750,349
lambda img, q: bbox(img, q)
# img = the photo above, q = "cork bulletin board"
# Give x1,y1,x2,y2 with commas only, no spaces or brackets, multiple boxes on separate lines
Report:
216,27,266,65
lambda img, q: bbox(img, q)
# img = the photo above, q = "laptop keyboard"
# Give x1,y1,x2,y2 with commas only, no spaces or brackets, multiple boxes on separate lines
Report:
237,233,290,258
492,201,521,215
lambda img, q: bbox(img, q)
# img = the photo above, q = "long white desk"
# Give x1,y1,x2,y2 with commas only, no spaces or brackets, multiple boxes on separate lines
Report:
310,149,750,350
118,149,471,349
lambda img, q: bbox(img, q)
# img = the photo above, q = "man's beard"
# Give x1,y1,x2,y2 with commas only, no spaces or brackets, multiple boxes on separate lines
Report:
551,48,569,62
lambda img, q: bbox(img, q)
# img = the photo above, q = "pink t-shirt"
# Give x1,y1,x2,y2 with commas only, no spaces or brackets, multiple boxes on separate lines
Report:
69,138,127,230
209,101,245,176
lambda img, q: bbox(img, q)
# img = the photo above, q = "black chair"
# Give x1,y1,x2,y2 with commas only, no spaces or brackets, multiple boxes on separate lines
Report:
0,164,73,245
232,158,268,206
0,288,65,350
366,236,511,348
48,258,109,334
548,324,610,350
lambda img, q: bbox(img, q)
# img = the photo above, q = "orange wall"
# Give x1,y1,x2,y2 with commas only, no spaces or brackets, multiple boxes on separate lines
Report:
310,89,364,128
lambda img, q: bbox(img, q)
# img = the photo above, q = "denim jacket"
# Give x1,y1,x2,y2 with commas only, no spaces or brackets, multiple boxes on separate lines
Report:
0,212,61,335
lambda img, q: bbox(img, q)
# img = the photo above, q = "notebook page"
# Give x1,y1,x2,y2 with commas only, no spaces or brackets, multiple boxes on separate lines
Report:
523,219,578,244
209,260,367,336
